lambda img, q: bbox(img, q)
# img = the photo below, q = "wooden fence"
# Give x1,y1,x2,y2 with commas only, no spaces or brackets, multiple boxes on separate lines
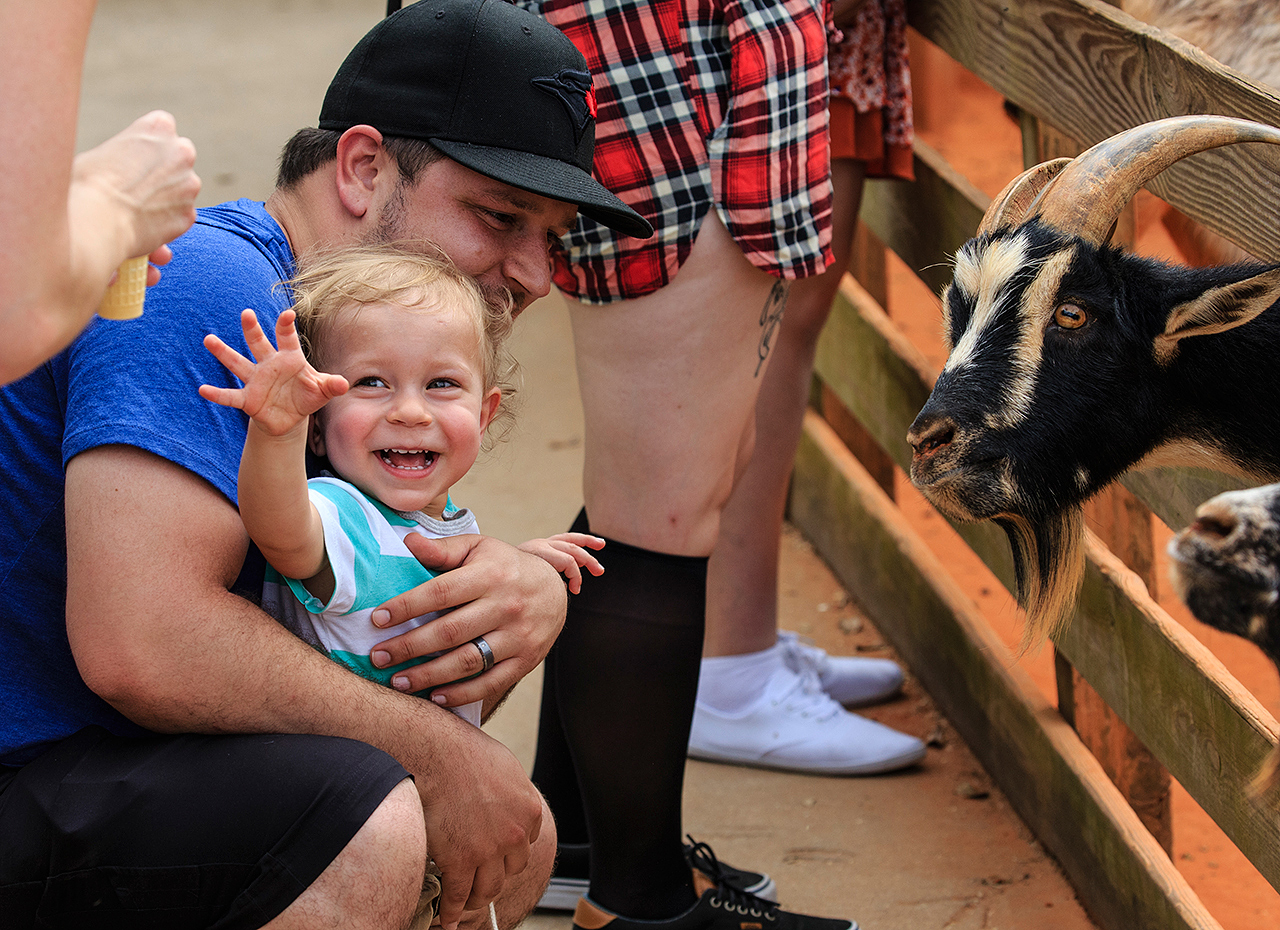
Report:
789,1,1280,928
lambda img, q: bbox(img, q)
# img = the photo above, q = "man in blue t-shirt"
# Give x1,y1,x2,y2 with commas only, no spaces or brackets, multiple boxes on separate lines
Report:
0,2,650,929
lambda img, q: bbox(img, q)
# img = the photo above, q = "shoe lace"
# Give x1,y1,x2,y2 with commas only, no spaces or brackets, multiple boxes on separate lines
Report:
779,631,830,678
685,836,779,920
774,664,842,722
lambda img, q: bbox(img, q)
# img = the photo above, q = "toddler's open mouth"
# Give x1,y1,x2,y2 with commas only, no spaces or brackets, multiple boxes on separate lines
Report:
380,448,436,471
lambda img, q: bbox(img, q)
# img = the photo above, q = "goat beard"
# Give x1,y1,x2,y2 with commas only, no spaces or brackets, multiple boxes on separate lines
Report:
994,506,1086,653
1249,745,1280,799
1247,655,1280,799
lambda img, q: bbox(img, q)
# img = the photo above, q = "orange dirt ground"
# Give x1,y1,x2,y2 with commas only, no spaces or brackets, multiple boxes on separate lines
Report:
881,34,1280,930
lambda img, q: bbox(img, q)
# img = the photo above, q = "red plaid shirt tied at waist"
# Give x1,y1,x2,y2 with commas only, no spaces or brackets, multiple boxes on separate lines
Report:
516,0,834,304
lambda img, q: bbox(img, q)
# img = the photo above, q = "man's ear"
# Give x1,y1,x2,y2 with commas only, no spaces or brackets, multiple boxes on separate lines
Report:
334,125,391,221
307,413,327,458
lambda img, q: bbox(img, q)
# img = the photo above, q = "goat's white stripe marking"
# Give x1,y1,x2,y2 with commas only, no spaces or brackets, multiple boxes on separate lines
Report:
999,248,1076,428
946,234,1029,372
952,246,983,303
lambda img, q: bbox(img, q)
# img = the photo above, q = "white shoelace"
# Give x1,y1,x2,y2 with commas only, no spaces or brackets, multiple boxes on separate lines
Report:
772,664,842,722
778,632,831,678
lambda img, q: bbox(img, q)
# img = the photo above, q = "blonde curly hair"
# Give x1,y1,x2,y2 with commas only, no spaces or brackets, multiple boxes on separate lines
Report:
286,241,520,446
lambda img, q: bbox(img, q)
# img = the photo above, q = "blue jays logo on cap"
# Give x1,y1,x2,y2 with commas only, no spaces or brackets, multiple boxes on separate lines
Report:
532,69,597,145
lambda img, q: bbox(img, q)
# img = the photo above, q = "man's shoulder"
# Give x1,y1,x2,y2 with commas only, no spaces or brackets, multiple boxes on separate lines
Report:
141,198,295,327
195,198,281,240
182,199,294,277
50,198,296,503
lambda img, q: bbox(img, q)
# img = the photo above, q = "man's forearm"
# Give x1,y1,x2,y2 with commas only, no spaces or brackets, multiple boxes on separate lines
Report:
64,445,479,778
86,558,482,776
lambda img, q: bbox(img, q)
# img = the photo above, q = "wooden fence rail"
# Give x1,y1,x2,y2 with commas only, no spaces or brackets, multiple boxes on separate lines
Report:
790,1,1280,926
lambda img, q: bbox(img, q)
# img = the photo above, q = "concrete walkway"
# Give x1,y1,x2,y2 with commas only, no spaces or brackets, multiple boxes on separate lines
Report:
79,3,1098,926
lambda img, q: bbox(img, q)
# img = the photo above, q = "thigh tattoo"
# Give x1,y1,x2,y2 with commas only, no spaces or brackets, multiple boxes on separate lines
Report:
755,280,790,376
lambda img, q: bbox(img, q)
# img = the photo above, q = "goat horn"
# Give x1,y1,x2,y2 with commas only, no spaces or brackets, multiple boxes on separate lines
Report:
1029,115,1280,246
976,159,1071,236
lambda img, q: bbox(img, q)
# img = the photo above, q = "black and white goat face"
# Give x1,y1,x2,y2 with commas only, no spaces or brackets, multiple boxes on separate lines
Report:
912,225,1280,523
910,223,1163,526
902,116,1280,645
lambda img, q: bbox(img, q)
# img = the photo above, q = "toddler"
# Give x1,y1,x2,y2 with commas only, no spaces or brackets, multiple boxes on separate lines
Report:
200,244,602,725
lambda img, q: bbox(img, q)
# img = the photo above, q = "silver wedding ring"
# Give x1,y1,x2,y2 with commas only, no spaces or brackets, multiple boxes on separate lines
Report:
472,635,495,672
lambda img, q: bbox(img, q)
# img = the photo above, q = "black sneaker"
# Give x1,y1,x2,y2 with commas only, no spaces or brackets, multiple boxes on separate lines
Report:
685,837,777,903
538,838,777,912
572,844,857,930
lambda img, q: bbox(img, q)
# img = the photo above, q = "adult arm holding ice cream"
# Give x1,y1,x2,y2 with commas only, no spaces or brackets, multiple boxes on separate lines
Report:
0,0,200,384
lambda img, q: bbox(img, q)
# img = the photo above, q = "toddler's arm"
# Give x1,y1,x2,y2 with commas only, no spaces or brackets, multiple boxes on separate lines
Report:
517,532,605,594
199,308,348,597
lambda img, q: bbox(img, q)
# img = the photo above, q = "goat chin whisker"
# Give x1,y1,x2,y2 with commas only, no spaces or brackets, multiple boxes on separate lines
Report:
996,507,1086,653
1248,746,1280,800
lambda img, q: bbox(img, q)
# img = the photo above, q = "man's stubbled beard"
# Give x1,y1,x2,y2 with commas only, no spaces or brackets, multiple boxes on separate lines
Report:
370,180,523,313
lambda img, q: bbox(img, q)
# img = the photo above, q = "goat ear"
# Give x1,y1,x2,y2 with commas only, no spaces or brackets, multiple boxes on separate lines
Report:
1154,267,1280,365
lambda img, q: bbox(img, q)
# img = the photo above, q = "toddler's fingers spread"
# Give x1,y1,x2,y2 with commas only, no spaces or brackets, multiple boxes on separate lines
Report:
322,372,349,399
239,309,274,354
197,383,242,409
202,334,256,382
552,539,604,576
562,560,584,594
274,308,302,351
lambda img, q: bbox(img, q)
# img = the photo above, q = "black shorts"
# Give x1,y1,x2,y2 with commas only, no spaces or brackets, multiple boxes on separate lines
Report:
0,726,409,930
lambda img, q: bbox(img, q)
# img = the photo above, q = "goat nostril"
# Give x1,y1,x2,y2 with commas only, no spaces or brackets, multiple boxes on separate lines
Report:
909,418,956,457
1192,513,1236,541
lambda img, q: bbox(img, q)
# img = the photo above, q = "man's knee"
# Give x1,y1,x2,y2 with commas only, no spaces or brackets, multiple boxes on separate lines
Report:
266,777,426,930
528,797,557,897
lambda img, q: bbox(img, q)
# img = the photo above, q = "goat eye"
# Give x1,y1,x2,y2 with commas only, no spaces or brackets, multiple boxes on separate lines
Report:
1053,303,1088,330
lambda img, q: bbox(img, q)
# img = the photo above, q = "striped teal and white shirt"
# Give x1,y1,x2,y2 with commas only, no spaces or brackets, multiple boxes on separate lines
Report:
262,476,483,726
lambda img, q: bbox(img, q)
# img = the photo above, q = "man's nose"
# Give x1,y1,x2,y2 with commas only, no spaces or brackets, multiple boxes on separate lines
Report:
502,236,553,308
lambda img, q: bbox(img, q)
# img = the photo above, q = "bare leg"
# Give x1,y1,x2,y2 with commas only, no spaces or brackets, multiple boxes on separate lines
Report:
704,159,866,657
539,211,784,917
271,781,552,930
263,777,426,930
689,161,924,776
569,210,784,557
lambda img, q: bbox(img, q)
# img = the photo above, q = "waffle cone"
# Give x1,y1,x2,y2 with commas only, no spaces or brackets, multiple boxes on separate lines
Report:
98,255,149,320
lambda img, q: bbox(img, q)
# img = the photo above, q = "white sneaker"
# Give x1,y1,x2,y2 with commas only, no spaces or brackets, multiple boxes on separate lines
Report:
688,665,926,775
779,631,904,707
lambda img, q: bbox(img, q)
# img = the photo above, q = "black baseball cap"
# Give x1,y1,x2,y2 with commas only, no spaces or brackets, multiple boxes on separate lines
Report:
319,0,652,239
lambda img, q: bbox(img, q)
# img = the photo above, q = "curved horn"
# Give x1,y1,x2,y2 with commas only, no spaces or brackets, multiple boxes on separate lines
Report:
1030,115,1280,246
976,158,1071,236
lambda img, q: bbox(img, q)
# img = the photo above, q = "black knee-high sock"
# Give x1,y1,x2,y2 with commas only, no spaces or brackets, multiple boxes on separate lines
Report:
532,509,706,918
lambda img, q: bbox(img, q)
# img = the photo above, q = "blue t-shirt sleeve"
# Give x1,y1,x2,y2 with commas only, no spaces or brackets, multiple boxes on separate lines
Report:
60,203,294,504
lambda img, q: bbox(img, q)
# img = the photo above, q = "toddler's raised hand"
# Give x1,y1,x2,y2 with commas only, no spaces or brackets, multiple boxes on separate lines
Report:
199,308,347,435
518,533,606,594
